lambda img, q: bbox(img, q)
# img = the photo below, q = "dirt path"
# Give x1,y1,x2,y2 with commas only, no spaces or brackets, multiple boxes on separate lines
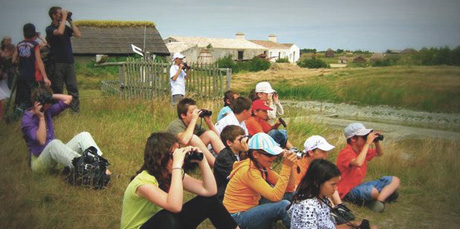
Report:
284,100,460,141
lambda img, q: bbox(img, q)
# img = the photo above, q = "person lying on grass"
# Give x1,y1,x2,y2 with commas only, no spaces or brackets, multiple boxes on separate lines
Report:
337,123,400,213
120,132,238,229
288,159,378,229
21,85,108,173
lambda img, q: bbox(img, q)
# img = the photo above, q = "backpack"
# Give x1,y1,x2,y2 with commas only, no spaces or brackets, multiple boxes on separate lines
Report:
67,146,110,189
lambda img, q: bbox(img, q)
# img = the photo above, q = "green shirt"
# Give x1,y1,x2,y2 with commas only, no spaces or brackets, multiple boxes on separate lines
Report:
166,119,206,137
120,171,162,229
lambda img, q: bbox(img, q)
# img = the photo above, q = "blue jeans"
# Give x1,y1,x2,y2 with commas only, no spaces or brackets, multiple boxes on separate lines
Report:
231,200,291,229
346,176,393,201
268,129,288,148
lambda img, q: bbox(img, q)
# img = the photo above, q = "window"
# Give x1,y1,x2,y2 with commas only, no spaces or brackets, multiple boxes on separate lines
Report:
238,51,244,60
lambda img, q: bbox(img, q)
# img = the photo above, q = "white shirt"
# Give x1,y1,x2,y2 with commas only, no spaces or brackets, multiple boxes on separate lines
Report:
288,198,336,229
215,112,248,135
169,64,187,96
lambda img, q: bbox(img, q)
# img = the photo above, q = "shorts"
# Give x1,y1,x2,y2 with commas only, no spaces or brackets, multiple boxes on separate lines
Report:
268,129,288,148
345,176,393,201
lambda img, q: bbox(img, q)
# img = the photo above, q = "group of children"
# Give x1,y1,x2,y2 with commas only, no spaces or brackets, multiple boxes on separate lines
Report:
120,81,400,229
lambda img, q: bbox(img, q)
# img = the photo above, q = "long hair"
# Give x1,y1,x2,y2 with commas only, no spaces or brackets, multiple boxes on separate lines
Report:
132,132,178,192
290,159,341,204
223,90,238,107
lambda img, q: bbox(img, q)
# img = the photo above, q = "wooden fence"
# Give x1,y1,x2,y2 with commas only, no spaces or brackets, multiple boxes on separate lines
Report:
99,58,231,99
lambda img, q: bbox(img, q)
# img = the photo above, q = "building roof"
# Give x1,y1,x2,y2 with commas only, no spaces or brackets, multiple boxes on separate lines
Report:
164,36,267,50
71,21,169,55
165,42,198,54
250,40,290,49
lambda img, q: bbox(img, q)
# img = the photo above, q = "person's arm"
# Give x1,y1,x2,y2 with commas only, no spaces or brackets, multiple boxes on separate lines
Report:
54,10,68,36
350,133,377,167
183,147,217,196
203,115,219,135
136,146,187,213
52,94,72,105
176,109,200,145
184,68,190,80
272,93,284,116
31,102,47,145
34,46,51,86
12,46,18,64
171,64,184,81
69,20,81,38
270,119,282,130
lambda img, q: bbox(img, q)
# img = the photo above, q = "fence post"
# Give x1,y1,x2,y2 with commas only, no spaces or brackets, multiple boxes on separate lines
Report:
226,68,232,91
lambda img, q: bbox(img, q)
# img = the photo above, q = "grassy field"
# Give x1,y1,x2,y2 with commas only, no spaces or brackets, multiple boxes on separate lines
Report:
1,64,460,228
233,64,460,113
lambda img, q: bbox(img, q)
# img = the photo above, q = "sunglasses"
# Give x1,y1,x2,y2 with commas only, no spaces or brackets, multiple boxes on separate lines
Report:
237,135,250,143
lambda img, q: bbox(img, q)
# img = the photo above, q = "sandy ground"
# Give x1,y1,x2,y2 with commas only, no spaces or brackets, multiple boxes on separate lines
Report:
284,100,460,141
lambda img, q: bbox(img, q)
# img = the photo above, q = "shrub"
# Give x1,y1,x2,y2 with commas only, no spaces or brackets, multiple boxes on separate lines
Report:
275,57,290,63
297,57,330,68
216,55,270,73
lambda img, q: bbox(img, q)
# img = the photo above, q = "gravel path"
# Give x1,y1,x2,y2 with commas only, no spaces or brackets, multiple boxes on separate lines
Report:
284,100,460,141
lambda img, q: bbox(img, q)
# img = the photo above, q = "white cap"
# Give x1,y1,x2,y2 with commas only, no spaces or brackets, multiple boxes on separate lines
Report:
344,123,373,139
303,135,335,152
248,133,283,156
172,52,185,60
255,82,276,94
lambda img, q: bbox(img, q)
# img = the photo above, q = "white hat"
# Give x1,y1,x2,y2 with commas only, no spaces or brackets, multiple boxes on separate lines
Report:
172,52,185,60
248,133,283,156
255,82,276,94
303,135,335,152
344,123,373,139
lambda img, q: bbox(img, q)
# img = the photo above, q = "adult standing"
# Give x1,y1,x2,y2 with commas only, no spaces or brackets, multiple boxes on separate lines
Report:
169,52,190,105
46,6,81,113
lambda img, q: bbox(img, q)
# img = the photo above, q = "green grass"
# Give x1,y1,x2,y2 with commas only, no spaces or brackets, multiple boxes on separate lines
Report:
1,65,460,228
268,66,460,113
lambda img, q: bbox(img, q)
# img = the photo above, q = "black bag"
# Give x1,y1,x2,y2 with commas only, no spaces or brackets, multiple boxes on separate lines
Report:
68,146,110,189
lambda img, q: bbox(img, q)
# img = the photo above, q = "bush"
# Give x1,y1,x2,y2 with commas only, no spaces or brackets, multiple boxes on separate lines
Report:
275,57,290,63
297,57,330,68
216,55,270,73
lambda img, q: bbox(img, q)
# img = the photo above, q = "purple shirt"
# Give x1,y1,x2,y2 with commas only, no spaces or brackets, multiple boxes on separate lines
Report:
21,101,69,156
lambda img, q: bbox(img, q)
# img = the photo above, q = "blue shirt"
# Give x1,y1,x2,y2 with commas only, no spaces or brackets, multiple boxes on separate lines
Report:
46,23,75,64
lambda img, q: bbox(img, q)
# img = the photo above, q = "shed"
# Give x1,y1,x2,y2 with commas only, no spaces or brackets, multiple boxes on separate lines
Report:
338,56,348,64
71,21,169,56
325,48,335,58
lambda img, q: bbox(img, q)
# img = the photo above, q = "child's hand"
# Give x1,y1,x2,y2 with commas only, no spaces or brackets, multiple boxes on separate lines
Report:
282,150,298,167
366,132,377,145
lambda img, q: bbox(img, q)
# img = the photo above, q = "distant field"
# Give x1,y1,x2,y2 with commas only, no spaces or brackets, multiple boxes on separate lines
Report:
232,64,460,113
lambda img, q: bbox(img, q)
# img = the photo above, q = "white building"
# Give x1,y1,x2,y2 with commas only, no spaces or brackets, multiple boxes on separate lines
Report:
250,35,300,63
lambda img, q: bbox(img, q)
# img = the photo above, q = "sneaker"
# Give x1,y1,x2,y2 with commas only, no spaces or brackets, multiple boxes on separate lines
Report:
331,204,355,224
367,200,385,213
386,191,399,203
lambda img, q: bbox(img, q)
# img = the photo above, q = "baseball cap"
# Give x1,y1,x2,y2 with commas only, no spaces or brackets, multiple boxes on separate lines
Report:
248,133,283,156
344,123,373,139
172,52,185,60
252,99,272,111
255,82,276,94
303,135,335,152
23,23,38,38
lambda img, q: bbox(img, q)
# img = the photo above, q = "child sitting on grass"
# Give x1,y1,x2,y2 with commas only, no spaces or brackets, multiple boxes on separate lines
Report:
288,159,377,229
337,123,400,213
213,125,249,200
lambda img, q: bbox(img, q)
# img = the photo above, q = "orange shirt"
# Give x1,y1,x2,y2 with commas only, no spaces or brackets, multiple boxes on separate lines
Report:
223,159,295,213
336,144,377,199
245,116,273,136
294,156,310,188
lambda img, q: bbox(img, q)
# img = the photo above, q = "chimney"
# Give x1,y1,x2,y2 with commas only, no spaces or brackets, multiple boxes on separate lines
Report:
268,34,277,42
235,33,245,40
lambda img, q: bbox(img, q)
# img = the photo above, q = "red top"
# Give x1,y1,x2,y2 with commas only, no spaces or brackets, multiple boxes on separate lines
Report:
245,116,273,136
336,144,377,199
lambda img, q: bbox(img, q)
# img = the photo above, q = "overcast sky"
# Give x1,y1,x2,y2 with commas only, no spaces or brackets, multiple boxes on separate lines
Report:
1,0,459,52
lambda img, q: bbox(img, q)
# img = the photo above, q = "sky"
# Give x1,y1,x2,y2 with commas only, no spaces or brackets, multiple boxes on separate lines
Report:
1,0,459,52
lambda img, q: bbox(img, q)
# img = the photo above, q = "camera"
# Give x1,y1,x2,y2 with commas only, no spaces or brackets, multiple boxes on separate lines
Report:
67,11,73,21
374,134,384,142
184,150,203,163
279,117,287,127
35,94,53,112
182,63,191,70
199,109,212,118
289,147,305,159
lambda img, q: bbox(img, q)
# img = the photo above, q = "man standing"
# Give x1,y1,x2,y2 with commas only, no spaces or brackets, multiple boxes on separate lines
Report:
169,52,190,104
46,6,81,113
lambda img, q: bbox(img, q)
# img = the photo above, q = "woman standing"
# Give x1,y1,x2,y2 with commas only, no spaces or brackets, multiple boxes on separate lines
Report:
121,132,238,229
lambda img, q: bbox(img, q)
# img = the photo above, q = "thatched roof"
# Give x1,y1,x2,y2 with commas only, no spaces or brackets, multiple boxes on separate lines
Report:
250,40,290,49
71,21,169,55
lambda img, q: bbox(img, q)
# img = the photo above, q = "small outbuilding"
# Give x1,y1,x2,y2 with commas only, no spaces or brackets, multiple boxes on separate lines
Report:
71,21,169,56
325,48,335,58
